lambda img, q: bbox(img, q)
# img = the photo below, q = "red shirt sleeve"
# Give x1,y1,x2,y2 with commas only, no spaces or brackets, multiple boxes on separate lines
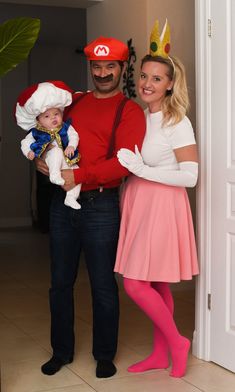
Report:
73,101,146,185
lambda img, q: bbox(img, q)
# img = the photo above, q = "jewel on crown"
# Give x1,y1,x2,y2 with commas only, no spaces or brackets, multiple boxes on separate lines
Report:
150,19,171,58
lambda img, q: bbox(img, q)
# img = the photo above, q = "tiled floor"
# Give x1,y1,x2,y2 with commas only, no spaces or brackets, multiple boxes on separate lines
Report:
0,227,234,391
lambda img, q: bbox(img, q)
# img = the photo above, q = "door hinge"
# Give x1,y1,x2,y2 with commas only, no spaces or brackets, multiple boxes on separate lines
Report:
208,19,212,37
208,293,211,310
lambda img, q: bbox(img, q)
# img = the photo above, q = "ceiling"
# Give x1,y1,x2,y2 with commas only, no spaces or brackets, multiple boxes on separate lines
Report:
0,0,103,8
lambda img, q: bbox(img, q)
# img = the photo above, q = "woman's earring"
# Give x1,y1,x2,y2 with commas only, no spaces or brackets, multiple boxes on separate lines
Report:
166,89,172,96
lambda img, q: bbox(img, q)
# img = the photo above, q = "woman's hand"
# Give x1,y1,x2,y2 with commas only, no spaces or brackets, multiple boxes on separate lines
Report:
117,145,144,175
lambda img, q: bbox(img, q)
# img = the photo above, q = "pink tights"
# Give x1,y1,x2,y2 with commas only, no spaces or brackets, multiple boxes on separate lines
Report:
124,278,190,378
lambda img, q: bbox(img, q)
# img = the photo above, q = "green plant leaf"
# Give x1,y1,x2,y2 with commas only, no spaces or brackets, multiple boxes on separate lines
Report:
0,17,41,77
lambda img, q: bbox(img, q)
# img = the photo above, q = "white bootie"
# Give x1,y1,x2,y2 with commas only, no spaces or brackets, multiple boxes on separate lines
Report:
64,196,81,210
50,174,65,186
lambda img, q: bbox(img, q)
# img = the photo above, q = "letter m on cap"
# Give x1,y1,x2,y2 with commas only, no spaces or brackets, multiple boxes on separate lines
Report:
94,45,110,56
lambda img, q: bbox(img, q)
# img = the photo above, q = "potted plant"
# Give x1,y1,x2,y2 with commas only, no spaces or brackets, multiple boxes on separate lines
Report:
0,17,40,78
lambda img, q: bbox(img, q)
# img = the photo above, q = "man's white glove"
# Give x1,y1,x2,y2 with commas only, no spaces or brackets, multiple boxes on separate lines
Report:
117,145,198,188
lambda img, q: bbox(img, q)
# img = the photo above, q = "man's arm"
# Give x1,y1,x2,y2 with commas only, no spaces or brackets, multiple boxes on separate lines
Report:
35,157,49,176
61,169,76,191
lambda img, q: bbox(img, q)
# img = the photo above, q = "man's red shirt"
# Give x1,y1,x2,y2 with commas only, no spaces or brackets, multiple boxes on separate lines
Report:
65,91,146,191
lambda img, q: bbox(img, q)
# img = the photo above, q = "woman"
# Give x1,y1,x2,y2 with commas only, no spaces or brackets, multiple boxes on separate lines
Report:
114,21,199,378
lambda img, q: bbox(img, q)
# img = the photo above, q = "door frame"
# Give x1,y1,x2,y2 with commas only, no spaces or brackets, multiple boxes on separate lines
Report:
193,0,211,361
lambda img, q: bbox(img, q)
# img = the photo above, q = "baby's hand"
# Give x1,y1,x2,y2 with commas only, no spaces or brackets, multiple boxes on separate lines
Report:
64,146,75,158
27,151,35,160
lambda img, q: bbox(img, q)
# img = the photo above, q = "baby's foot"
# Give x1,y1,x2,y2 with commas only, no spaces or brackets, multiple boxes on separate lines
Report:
64,196,81,210
50,174,65,186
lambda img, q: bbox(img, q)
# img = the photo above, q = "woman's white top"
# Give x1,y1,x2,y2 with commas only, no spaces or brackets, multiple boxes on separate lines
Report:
141,110,196,170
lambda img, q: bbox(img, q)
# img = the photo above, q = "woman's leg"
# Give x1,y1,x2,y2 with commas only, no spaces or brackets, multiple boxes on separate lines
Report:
124,278,190,377
127,282,173,372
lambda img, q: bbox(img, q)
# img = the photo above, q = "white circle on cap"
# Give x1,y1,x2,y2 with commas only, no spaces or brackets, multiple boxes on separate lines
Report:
94,45,110,57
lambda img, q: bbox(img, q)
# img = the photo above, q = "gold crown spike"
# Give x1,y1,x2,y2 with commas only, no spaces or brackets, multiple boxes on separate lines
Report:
150,19,171,58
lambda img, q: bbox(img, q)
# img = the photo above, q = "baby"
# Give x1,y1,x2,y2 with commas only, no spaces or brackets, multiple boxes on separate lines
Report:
15,81,81,210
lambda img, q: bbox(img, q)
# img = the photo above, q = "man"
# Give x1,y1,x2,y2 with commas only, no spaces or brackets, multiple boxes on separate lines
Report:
37,36,146,378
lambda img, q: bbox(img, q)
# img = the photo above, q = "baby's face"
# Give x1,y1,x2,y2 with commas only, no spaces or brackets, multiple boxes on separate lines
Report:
38,108,63,129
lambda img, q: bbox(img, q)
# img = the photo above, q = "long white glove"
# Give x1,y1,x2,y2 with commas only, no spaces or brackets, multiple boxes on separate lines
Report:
117,145,198,188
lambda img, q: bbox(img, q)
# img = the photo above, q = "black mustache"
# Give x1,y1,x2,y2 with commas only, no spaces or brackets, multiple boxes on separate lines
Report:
94,74,113,83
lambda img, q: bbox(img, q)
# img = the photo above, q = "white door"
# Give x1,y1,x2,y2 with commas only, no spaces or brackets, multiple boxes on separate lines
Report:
210,0,235,372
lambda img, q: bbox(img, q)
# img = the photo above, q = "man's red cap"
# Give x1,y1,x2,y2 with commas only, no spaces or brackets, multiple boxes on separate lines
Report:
84,36,129,61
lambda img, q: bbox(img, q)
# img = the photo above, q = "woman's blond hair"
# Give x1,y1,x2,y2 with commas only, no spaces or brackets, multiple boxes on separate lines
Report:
141,55,190,126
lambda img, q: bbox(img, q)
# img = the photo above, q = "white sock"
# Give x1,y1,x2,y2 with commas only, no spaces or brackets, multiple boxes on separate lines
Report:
64,196,81,210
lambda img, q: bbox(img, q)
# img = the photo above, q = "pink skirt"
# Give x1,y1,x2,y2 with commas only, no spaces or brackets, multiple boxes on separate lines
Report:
114,176,199,282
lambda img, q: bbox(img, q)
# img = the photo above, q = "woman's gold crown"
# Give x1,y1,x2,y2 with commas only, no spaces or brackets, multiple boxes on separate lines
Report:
150,19,171,58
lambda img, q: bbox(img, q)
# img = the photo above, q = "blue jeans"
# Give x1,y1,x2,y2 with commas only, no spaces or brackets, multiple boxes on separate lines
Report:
49,187,120,361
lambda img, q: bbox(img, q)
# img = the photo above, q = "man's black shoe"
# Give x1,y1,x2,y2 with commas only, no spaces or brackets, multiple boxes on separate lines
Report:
96,360,117,378
41,356,73,375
